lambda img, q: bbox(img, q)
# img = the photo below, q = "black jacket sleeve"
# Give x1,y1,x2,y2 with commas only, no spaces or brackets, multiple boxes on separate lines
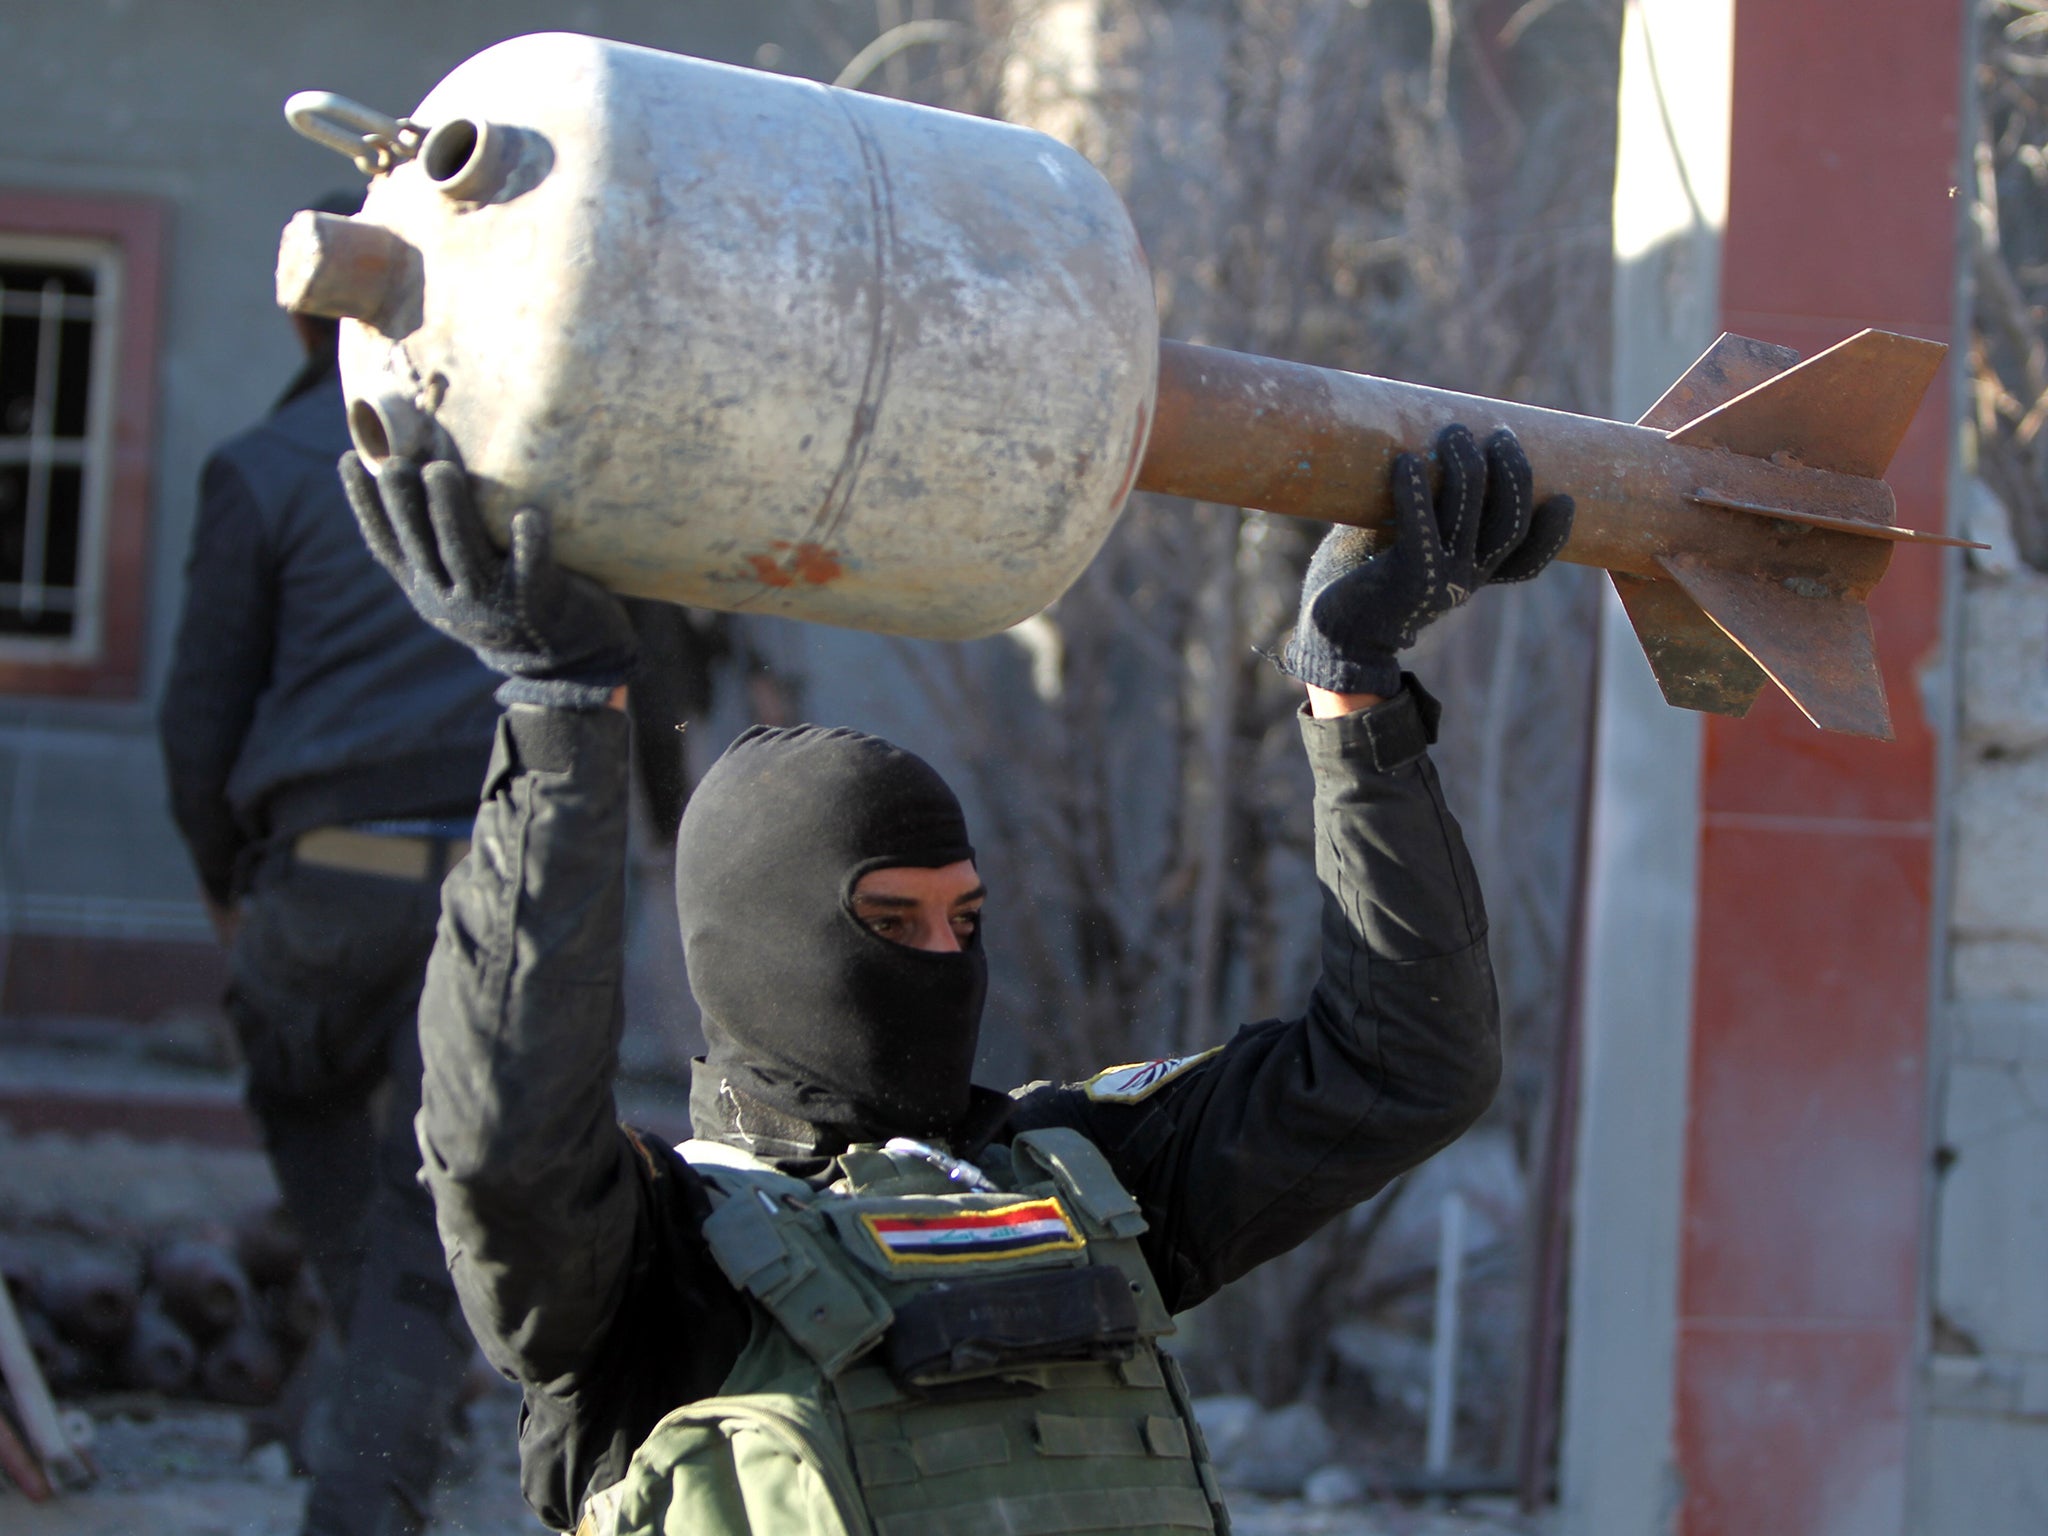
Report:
1005,686,1502,1314
159,456,278,904
413,704,746,1532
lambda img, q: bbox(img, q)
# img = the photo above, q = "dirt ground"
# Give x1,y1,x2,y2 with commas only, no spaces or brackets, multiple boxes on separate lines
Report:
2,1391,532,1536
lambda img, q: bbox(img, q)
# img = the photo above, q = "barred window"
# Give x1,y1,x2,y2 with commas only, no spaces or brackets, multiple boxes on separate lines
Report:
0,240,117,654
0,193,161,699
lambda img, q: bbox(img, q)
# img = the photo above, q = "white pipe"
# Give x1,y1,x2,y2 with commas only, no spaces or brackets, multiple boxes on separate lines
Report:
1426,1190,1467,1475
0,1279,88,1486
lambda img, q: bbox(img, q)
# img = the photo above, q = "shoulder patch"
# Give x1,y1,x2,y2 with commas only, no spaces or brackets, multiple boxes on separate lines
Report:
1081,1046,1222,1104
858,1198,1083,1266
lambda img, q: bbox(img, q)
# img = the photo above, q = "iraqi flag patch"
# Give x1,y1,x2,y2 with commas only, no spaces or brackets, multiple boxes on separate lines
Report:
859,1198,1084,1265
1082,1046,1222,1104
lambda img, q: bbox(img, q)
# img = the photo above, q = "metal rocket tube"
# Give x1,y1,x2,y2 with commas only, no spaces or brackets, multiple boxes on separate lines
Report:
1142,342,1895,580
1139,331,1956,740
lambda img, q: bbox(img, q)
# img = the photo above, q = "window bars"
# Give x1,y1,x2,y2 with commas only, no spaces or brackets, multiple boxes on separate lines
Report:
0,238,117,655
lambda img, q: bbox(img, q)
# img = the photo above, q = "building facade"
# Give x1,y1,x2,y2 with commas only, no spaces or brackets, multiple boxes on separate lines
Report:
0,1,813,1025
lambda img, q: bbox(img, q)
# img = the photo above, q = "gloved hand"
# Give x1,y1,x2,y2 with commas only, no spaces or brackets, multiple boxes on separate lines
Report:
1281,423,1574,698
340,453,639,708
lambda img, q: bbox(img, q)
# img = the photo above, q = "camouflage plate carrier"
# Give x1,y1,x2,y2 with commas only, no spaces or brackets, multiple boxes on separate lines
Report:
574,1126,1230,1536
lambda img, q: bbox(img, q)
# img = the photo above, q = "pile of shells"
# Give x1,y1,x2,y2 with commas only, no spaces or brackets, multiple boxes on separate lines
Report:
4,1206,322,1406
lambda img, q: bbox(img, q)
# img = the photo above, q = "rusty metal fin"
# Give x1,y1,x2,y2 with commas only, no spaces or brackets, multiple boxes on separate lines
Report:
1682,491,1988,548
1635,333,1802,431
1664,328,1946,478
1608,340,1809,723
1656,552,1894,740
1610,572,1768,717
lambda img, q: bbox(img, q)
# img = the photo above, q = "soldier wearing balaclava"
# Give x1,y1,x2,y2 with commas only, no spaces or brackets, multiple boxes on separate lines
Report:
346,421,1568,1535
675,724,992,1153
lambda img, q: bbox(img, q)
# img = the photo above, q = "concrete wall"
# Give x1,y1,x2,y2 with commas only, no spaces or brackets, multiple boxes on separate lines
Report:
1559,3,1724,1530
1918,509,2048,1529
0,3,817,984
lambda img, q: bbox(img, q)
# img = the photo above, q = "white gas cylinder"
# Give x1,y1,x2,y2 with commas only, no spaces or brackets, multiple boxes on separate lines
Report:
280,33,1159,639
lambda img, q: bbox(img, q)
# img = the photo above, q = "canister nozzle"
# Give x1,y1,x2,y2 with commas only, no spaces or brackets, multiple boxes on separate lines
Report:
275,212,422,338
347,393,433,466
420,118,517,203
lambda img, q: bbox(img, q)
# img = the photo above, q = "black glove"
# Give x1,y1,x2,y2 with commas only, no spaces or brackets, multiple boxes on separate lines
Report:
340,452,640,709
1280,423,1574,698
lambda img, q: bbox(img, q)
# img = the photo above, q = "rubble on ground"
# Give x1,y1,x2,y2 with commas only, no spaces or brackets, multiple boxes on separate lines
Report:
1,1062,1550,1535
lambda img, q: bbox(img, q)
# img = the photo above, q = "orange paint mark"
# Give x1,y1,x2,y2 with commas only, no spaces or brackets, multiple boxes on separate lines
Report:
790,542,843,585
745,540,843,588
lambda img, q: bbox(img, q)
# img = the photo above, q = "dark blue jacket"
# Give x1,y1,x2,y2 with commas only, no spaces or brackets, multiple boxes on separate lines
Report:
160,370,501,903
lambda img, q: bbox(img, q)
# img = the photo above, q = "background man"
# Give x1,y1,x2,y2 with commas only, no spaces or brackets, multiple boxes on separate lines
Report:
157,196,502,1536
339,422,1570,1533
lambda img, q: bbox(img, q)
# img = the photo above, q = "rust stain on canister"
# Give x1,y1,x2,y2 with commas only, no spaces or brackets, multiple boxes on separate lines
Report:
791,542,844,584
746,541,845,588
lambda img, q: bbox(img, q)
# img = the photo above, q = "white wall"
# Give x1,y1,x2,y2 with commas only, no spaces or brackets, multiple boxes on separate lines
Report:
1916,500,2048,1528
1559,2,1730,1531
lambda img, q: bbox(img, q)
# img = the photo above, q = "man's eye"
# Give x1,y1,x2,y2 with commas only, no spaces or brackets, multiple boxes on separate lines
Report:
863,913,903,936
951,910,982,937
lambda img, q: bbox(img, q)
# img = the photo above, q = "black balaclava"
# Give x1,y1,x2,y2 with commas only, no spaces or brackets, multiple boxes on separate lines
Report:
676,724,987,1153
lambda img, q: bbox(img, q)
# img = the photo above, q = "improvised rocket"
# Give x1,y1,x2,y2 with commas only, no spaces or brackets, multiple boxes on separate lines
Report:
277,36,1958,743
1138,330,1958,741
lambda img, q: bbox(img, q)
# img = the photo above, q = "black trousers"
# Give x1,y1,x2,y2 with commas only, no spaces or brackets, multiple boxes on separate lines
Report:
227,853,474,1536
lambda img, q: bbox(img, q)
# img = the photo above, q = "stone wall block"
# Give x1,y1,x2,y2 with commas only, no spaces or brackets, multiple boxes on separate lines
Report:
1961,574,2048,753
1951,1001,2048,1062
1953,938,2048,1003
1923,1352,2021,1413
1921,1412,2048,1533
1951,753,2048,938
1934,1062,2048,1354
2021,1354,2048,1417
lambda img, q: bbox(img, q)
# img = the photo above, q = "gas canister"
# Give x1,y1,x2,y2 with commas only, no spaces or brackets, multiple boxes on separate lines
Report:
280,33,1158,639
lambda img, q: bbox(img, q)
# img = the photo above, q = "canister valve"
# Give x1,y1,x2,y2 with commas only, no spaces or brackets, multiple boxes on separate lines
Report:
284,91,421,175
274,212,422,338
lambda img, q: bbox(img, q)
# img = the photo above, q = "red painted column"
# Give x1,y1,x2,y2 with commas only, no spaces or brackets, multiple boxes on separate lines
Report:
1672,5,1963,1532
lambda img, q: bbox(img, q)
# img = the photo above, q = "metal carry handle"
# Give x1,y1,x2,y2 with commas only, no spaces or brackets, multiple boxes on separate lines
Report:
285,91,421,175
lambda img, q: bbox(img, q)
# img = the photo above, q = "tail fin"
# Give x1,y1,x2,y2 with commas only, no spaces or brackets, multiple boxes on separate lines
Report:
1611,570,1768,717
1657,552,1893,740
1609,329,1946,740
1612,333,1800,721
1665,328,1946,477
1636,333,1801,433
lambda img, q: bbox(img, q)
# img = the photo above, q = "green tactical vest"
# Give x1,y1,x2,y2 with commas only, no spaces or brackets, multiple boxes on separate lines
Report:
574,1127,1231,1536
